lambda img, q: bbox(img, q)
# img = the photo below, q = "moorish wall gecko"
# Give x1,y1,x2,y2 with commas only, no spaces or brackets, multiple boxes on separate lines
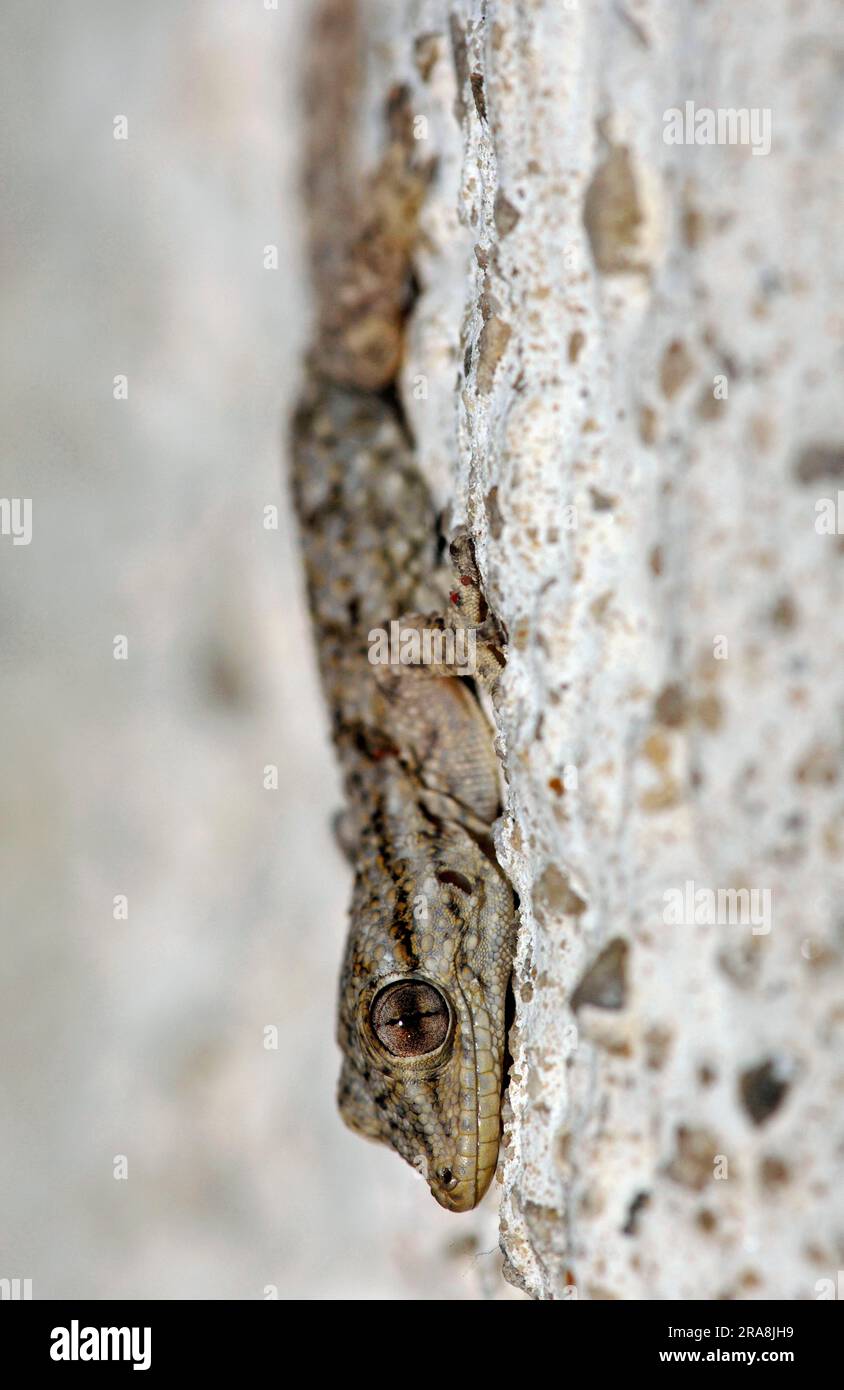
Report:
290,17,517,1211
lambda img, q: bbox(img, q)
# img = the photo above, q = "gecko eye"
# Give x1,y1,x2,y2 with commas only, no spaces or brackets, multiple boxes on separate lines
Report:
371,981,450,1058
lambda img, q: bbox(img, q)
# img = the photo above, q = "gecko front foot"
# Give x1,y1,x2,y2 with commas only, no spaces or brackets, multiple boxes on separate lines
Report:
373,528,506,690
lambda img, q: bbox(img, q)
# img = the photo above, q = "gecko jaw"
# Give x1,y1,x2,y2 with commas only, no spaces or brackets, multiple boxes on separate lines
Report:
427,974,499,1213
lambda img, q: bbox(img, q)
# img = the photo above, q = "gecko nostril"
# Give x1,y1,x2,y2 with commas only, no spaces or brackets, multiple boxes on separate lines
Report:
438,1167,457,1189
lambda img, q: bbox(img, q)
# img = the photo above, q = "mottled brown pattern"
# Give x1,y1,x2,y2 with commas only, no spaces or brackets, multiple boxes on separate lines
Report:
289,3,516,1210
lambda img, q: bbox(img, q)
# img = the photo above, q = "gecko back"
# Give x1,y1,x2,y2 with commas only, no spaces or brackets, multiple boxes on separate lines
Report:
289,12,517,1210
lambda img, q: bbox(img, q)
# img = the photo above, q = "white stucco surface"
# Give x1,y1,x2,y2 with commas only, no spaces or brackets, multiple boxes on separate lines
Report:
393,0,844,1300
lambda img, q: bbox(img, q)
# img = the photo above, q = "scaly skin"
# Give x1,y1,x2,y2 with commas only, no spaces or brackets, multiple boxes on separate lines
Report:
290,12,516,1210
292,381,515,1210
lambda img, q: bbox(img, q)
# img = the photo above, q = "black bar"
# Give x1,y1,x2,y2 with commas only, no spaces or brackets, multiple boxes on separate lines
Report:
1,1297,837,1374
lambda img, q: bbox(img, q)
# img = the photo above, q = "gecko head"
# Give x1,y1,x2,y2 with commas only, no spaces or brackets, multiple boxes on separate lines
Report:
337,848,514,1212
336,811,514,1206
338,971,495,1212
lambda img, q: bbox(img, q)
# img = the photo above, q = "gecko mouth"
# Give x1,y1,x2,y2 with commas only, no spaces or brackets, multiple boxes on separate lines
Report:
428,975,500,1213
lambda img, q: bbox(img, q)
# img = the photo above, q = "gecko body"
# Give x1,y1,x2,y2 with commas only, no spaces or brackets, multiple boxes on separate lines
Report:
290,63,516,1211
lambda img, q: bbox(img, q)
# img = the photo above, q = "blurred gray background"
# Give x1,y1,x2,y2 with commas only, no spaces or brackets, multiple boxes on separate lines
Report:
0,0,513,1299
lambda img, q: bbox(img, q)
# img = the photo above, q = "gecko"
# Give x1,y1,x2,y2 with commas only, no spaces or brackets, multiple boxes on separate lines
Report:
290,63,516,1211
